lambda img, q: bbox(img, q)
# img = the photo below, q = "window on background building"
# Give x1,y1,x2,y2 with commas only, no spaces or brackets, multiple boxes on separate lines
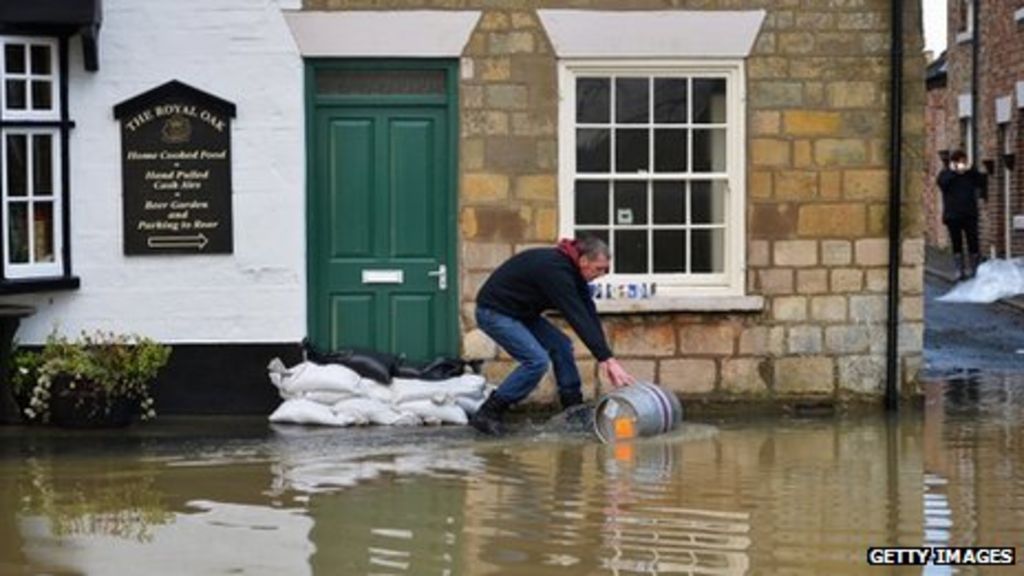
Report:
958,0,973,35
1,36,68,282
960,117,973,164
559,62,744,296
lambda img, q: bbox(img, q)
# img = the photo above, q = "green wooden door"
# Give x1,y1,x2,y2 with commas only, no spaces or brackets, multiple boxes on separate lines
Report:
308,65,457,361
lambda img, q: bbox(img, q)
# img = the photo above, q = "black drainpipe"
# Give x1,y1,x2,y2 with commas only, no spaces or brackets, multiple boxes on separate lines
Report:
884,0,904,411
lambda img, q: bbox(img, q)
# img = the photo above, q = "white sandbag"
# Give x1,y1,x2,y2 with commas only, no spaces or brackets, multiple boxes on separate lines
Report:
332,398,420,426
398,399,470,425
269,399,357,427
358,379,395,403
938,258,1024,303
299,390,357,405
390,374,487,404
269,360,362,395
454,395,486,416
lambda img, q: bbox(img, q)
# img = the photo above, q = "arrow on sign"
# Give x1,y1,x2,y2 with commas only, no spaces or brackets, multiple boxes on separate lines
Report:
147,234,209,250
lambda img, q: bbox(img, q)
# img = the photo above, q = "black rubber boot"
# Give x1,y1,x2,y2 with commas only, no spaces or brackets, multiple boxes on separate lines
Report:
558,390,584,411
470,394,510,435
967,253,981,279
954,252,967,281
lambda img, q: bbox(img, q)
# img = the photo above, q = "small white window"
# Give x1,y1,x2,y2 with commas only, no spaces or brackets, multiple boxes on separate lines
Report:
1,36,64,279
559,60,745,296
2,38,59,120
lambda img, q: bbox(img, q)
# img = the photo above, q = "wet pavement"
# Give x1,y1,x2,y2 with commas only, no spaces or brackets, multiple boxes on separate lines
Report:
925,274,1024,375
0,276,1021,574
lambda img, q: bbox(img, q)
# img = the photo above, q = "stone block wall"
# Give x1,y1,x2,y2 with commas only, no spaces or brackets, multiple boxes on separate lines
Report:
924,59,949,250
308,0,926,405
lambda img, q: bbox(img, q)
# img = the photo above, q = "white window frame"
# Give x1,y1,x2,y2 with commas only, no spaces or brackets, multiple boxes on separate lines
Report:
1,37,60,122
1,35,64,279
1,128,63,278
558,59,746,297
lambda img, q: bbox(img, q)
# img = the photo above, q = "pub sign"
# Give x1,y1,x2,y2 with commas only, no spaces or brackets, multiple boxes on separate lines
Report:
114,81,235,254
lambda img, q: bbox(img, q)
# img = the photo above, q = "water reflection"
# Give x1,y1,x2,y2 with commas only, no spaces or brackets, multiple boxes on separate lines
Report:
1,374,1022,575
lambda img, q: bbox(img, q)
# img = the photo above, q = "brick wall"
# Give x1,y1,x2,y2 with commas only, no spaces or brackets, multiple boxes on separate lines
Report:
308,0,926,405
940,0,1024,258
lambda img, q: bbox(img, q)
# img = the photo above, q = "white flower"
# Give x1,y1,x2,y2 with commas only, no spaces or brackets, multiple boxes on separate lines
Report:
24,408,35,419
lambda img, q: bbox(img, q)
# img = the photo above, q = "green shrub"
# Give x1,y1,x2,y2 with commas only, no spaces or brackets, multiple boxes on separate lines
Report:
12,331,171,423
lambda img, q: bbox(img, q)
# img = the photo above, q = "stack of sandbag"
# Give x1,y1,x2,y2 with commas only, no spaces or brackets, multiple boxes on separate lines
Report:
267,358,492,427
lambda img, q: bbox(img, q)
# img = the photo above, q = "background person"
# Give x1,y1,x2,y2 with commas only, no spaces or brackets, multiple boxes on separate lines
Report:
937,150,987,280
471,237,635,434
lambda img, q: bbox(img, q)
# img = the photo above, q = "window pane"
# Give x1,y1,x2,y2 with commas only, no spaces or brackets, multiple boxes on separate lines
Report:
615,78,648,124
614,181,647,225
30,80,52,110
614,230,647,274
654,129,687,172
654,78,687,123
615,129,648,173
4,44,25,74
575,180,609,225
691,181,727,224
577,78,610,123
693,78,727,123
8,202,28,264
5,80,26,110
692,229,725,273
575,228,609,246
693,129,726,172
6,134,27,197
577,129,610,172
315,69,444,95
653,230,686,273
33,202,54,263
30,45,51,75
32,134,53,196
653,181,686,224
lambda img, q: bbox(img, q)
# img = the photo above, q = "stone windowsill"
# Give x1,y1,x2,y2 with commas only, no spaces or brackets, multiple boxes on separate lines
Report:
955,30,974,44
594,295,765,315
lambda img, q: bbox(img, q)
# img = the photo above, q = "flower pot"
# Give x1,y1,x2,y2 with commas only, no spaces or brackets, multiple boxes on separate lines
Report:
49,378,138,428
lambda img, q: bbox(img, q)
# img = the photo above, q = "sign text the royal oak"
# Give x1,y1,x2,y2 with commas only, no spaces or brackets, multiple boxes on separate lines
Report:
114,81,236,254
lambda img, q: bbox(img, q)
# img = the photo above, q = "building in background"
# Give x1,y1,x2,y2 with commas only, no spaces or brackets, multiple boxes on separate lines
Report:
0,0,926,413
926,0,1023,258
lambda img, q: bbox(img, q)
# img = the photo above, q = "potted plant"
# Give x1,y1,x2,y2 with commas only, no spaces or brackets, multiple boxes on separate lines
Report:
11,331,171,427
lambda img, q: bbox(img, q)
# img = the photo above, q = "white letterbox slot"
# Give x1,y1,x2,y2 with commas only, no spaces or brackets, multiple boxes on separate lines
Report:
362,270,404,284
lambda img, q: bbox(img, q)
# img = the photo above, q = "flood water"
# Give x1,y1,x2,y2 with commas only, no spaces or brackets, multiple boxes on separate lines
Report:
1,374,1021,575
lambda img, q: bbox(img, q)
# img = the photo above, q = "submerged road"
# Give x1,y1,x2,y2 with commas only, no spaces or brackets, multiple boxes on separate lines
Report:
924,274,1024,375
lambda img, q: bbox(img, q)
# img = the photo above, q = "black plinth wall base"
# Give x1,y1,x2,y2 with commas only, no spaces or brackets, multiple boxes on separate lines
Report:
151,343,303,415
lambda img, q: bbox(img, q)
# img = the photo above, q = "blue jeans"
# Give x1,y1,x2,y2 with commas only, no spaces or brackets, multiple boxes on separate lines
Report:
475,306,582,404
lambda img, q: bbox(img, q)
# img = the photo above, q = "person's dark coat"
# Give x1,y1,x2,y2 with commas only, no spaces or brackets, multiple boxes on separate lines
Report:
937,168,986,222
476,247,612,361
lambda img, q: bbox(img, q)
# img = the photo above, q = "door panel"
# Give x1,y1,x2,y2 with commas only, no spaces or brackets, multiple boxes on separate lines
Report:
390,119,434,257
331,118,375,258
312,103,455,361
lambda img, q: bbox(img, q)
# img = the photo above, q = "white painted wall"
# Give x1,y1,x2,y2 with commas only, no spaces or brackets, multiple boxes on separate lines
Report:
9,0,306,343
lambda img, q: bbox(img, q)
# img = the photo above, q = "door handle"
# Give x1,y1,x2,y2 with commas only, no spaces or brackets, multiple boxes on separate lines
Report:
427,264,447,291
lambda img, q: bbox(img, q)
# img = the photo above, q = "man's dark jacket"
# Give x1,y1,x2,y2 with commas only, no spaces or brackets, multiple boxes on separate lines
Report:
937,168,986,222
476,248,612,361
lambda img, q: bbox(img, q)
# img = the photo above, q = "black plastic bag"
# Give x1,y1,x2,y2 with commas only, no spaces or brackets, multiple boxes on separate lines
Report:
302,339,398,384
394,357,484,381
